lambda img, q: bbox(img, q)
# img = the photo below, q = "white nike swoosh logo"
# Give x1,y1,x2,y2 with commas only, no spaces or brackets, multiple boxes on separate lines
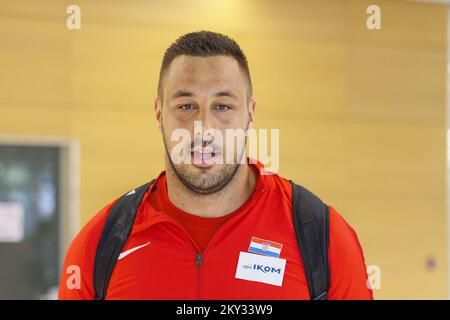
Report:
118,241,151,260
126,189,136,196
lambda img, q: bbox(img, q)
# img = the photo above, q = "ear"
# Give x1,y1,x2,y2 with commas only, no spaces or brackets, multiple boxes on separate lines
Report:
247,98,256,129
154,97,162,133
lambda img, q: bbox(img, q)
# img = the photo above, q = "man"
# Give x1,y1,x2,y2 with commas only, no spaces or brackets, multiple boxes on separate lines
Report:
59,31,373,300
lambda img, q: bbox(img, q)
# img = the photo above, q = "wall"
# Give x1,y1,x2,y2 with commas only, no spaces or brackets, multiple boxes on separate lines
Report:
0,0,447,299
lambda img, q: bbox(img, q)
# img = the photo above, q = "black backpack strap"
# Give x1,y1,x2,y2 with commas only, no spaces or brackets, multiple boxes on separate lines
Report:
93,179,156,300
290,180,330,300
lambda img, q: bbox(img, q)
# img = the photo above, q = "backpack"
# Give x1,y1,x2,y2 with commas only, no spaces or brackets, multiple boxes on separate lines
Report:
93,179,330,300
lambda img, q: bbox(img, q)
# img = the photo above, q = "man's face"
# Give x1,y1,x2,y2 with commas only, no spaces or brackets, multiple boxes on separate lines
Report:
155,55,255,195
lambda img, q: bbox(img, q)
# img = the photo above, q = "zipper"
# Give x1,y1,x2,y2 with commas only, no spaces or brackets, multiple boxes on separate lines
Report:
138,182,267,299
196,253,203,299
194,185,266,299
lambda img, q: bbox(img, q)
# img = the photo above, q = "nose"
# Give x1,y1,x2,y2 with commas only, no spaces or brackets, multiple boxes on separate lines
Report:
193,106,216,149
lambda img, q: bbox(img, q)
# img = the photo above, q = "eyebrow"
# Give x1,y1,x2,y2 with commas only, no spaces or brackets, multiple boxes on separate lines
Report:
171,90,193,99
170,90,238,100
214,90,238,100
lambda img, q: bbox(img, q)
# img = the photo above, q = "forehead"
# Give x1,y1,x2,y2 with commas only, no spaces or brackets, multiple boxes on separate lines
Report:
163,55,247,96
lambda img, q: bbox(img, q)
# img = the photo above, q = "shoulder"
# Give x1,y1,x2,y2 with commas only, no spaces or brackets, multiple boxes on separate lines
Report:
327,205,373,299
58,197,119,299
68,198,120,262
272,174,367,274
268,173,328,212
262,171,293,204
328,205,364,256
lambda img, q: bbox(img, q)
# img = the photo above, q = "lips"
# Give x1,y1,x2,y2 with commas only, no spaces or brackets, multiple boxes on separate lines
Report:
191,150,218,167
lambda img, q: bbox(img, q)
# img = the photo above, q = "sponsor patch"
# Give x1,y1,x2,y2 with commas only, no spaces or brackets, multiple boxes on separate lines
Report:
235,251,286,287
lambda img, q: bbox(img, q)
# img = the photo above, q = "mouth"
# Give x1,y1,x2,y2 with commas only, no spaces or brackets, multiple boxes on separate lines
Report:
191,150,218,168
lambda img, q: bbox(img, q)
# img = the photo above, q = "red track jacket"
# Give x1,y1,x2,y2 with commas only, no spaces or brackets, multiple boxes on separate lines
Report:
59,160,373,300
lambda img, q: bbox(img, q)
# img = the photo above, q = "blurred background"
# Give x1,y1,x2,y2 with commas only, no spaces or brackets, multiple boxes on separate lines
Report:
0,0,448,299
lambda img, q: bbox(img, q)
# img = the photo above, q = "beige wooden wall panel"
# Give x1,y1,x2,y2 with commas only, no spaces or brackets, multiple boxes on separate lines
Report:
0,0,447,299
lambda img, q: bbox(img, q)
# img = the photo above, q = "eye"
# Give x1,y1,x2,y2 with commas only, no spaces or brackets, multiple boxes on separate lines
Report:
178,104,194,111
214,104,231,112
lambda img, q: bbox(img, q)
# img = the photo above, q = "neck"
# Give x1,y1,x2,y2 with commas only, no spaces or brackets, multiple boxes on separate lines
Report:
165,161,257,218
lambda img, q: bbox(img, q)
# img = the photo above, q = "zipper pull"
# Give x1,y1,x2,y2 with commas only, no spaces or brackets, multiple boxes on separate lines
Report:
196,253,202,267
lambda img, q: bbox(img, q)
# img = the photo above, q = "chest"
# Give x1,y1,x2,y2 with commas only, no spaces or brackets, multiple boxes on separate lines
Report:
106,196,310,299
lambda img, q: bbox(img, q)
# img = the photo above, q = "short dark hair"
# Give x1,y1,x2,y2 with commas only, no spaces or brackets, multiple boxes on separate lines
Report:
158,31,252,100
